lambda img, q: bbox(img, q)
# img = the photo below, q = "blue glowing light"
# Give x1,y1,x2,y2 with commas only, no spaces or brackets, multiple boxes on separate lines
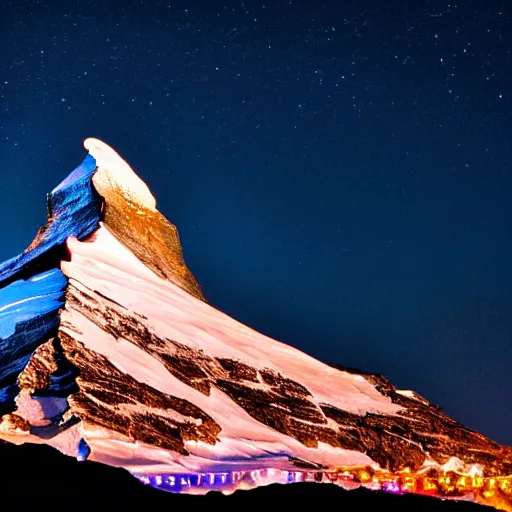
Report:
77,438,91,462
137,469,307,494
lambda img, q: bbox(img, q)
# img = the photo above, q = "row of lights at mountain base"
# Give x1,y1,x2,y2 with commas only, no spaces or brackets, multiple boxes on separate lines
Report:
343,466,512,509
136,467,511,509
349,466,511,497
137,468,306,491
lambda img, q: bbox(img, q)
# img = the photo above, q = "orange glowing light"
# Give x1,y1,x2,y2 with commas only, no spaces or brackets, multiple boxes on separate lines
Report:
358,470,371,483
473,476,484,488
423,478,438,492
456,476,468,490
326,465,512,511
402,476,416,492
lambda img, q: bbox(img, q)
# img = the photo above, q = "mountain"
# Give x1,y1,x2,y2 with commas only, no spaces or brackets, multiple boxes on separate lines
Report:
0,139,510,511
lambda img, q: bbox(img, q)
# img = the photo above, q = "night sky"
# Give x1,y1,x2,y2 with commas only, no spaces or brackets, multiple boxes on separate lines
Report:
1,1,511,445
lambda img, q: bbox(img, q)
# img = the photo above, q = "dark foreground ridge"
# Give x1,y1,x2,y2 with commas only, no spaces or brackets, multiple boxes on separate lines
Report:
0,441,492,510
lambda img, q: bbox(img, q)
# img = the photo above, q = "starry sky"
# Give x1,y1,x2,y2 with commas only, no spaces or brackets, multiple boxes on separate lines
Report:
1,0,511,445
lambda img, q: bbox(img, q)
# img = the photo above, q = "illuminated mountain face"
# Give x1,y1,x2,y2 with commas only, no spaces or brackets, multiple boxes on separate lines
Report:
0,139,510,511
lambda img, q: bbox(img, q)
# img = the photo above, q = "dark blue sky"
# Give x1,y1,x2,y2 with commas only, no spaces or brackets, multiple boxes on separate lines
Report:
1,0,511,444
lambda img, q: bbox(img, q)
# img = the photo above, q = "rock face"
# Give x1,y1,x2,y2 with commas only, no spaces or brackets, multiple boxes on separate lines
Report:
0,139,510,511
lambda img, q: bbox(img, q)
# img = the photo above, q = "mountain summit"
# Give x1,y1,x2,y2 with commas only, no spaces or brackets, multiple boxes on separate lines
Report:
0,139,510,510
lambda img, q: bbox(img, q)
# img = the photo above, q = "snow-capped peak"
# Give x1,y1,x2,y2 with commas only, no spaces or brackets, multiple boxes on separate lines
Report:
84,137,157,211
